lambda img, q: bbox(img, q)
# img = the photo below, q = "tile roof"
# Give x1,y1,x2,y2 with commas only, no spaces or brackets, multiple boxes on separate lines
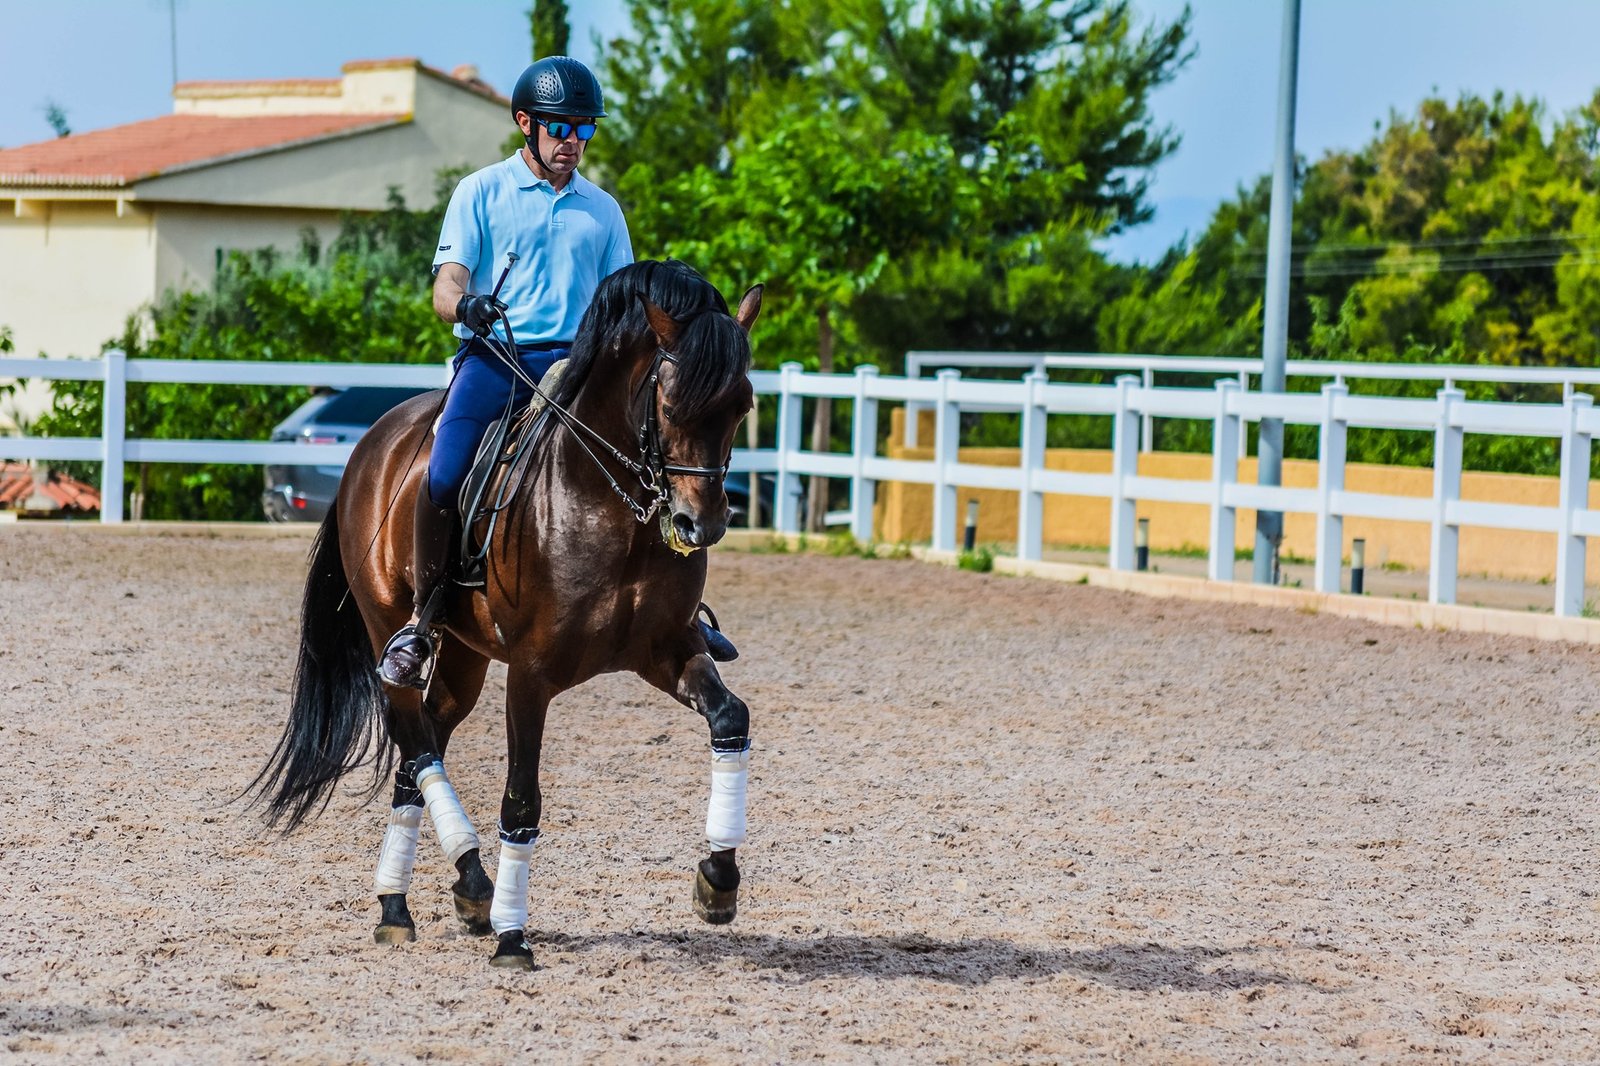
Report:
0,463,100,512
0,112,402,188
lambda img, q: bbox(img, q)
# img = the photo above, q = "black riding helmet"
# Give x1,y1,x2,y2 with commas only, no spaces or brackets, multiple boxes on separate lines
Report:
511,56,606,121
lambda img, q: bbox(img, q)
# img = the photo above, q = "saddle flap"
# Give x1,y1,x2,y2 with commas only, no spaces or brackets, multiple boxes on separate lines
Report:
456,358,572,583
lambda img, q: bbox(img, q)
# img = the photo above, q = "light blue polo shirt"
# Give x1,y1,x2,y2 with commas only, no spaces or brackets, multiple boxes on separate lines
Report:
431,152,633,345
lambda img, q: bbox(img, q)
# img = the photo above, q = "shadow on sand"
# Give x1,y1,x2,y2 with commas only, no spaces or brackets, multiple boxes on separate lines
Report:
530,929,1313,992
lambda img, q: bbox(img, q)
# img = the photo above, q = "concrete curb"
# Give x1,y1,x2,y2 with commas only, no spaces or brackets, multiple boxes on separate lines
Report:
928,550,1600,646
0,519,319,538
714,530,1600,645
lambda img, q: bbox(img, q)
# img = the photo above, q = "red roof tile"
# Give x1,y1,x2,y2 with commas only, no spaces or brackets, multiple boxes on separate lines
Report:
0,112,401,187
0,463,100,512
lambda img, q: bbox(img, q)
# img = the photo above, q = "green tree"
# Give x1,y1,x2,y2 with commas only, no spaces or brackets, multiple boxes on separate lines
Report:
629,108,985,525
1173,90,1600,473
601,0,1190,365
530,0,570,59
41,99,70,138
1191,92,1600,374
597,0,793,179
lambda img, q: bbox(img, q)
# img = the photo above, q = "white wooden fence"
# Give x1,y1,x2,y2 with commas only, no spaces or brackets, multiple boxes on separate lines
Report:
4,350,1598,616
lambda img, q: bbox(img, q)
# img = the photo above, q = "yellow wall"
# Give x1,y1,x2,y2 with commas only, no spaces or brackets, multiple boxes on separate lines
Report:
874,409,1596,581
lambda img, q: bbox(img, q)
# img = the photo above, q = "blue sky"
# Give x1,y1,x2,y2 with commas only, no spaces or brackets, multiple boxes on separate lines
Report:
5,1,1599,263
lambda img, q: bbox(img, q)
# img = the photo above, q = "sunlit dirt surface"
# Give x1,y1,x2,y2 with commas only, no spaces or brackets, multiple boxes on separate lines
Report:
3,525,1598,1063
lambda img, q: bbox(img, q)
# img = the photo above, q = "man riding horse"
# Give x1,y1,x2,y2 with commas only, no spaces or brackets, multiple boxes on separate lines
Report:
379,56,736,689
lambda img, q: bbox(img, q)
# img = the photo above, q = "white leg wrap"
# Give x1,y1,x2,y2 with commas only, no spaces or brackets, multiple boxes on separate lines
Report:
705,745,751,851
415,760,480,864
490,839,537,935
373,804,424,895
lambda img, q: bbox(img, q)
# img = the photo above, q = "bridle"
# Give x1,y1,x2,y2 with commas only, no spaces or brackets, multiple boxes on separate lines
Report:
483,329,732,527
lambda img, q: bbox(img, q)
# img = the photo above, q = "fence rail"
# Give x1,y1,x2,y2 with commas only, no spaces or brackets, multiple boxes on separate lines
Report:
4,351,1597,616
903,349,1600,451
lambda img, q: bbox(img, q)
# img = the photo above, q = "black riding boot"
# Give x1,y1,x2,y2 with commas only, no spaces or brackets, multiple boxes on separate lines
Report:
378,486,457,689
697,602,738,662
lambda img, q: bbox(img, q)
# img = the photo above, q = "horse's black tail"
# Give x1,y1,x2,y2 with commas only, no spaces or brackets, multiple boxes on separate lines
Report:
251,504,389,831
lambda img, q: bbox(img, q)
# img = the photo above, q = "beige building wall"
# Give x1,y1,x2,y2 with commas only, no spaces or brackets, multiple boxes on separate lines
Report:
875,408,1599,583
0,202,349,364
154,204,345,294
0,201,158,360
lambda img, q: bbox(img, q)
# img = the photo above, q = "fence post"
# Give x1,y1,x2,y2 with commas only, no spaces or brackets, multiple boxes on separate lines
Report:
1237,370,1251,460
1109,375,1140,570
743,393,762,527
1208,378,1240,581
1428,386,1464,606
932,369,960,551
1141,365,1154,452
1017,369,1048,562
1555,391,1593,617
849,365,879,544
100,347,126,523
774,362,803,534
904,354,924,449
1314,381,1348,594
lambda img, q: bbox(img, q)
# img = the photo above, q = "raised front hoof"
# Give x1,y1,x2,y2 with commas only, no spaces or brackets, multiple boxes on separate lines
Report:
489,930,535,970
373,922,416,946
693,867,739,925
454,892,493,936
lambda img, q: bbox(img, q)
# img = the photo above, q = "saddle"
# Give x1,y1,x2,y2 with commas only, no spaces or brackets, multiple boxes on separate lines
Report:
453,360,569,586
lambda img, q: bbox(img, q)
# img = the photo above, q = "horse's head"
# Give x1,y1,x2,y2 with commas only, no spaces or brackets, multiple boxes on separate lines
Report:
639,284,762,552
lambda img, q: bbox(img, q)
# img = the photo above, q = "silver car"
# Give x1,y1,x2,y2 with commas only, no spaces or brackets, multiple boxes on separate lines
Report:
261,386,433,522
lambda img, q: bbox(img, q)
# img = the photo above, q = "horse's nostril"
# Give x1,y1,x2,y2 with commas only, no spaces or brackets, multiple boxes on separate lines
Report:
672,512,699,544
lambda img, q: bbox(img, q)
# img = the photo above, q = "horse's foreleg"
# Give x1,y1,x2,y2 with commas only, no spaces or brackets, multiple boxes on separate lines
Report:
651,652,750,925
409,751,496,935
487,664,551,970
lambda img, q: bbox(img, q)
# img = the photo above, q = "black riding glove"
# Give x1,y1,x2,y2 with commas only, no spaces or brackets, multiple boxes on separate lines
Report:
456,293,508,337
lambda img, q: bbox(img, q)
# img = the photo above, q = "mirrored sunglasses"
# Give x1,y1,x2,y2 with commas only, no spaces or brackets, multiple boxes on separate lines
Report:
538,118,597,141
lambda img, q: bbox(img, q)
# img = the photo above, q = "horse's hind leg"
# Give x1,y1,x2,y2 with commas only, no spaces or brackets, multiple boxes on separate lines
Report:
372,633,493,943
371,756,426,944
426,634,496,934
644,651,751,926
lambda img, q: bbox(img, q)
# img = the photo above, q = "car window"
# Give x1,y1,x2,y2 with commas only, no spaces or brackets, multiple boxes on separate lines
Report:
314,387,431,426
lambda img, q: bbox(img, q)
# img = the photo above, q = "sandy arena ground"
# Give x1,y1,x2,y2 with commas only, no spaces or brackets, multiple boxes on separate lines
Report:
2,525,1599,1063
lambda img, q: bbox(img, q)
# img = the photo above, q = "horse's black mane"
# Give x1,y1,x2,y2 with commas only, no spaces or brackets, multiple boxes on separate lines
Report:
544,259,750,425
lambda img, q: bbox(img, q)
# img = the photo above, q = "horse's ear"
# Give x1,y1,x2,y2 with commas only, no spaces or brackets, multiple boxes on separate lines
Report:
638,295,681,350
734,284,763,333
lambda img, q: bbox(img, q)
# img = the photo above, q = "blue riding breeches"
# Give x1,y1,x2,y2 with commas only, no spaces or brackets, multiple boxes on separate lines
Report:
427,337,570,508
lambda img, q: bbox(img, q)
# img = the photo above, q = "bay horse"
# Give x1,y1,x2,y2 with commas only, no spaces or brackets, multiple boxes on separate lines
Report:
255,260,762,969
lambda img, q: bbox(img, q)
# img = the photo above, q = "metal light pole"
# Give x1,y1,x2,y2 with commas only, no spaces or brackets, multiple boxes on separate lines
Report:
1254,0,1301,584
169,0,179,89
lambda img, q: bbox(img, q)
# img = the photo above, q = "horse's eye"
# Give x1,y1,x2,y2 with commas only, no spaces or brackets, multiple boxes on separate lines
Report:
662,404,677,422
